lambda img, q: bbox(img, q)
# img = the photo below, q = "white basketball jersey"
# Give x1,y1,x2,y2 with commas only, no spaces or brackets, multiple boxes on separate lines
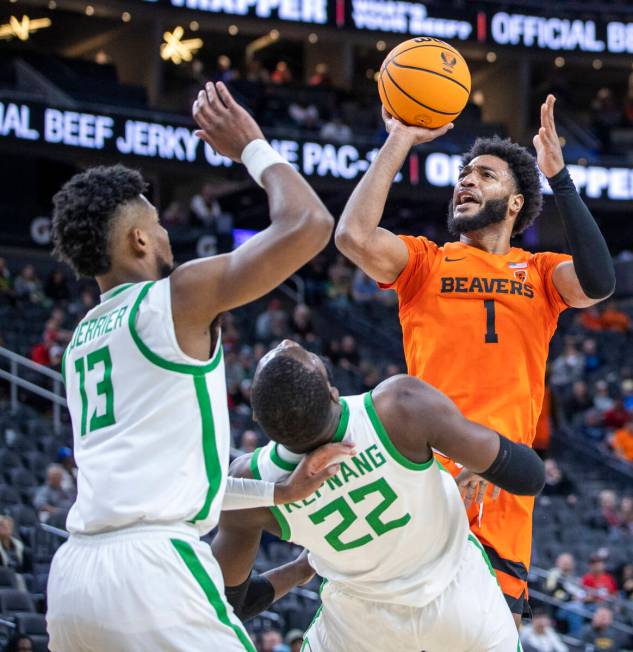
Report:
252,393,470,607
62,280,230,535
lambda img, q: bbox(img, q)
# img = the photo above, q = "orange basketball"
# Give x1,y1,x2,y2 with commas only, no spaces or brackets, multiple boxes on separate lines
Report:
378,37,471,129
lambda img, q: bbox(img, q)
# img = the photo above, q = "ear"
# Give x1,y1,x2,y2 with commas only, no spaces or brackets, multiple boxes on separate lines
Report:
510,193,524,216
128,227,148,257
329,385,340,403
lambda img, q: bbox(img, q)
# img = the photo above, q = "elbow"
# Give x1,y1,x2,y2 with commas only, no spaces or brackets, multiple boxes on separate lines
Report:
303,208,334,246
580,262,616,301
334,224,365,258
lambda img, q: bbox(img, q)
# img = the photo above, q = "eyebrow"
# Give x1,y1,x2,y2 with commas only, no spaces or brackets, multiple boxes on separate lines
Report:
459,164,498,176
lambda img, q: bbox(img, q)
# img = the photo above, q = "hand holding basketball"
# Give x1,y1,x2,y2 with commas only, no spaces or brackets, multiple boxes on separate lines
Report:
533,94,565,179
193,81,264,162
382,106,454,147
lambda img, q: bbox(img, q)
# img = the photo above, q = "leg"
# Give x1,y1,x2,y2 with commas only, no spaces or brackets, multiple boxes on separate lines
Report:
302,582,419,652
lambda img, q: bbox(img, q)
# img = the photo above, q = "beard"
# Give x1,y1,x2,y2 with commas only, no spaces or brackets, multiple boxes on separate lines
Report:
447,197,509,237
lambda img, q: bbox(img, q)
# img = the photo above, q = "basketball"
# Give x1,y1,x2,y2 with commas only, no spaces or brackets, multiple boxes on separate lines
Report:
378,37,471,129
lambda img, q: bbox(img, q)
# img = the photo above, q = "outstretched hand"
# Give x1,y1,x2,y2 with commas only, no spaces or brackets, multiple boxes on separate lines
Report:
274,442,356,505
533,94,565,179
382,106,454,147
193,81,264,162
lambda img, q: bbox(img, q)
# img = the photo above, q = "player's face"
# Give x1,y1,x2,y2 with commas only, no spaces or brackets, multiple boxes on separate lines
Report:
448,155,520,235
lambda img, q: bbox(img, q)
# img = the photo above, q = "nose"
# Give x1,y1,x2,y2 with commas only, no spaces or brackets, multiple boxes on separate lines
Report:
460,172,476,188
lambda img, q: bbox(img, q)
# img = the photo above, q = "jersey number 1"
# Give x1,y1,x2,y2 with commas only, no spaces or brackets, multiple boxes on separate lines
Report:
74,345,116,437
483,300,499,344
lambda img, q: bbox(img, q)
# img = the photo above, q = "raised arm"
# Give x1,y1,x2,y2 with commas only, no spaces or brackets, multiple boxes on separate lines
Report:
335,108,452,284
170,82,334,342
372,375,545,496
533,95,615,308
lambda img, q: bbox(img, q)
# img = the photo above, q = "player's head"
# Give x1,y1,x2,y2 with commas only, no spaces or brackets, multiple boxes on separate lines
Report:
251,340,340,454
51,165,174,280
447,136,543,238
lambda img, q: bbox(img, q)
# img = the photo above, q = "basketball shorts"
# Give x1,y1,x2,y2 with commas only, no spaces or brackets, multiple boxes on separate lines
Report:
47,523,256,652
302,536,521,652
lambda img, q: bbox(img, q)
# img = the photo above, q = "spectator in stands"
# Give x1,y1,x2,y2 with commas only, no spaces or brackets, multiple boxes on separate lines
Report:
309,63,332,87
255,299,287,341
326,256,352,306
213,55,239,83
563,380,593,424
600,300,630,333
6,635,33,652
284,629,303,652
0,257,12,300
619,563,633,600
301,255,329,305
541,459,576,501
520,608,568,652
611,420,633,463
238,429,259,454
587,490,622,531
579,305,603,332
319,115,353,144
291,304,317,345
582,552,618,603
581,409,606,442
33,463,76,522
68,288,96,320
581,338,601,373
549,341,585,390
621,379,633,411
580,607,624,651
161,201,190,227
56,446,77,491
0,515,32,583
45,269,71,303
351,268,379,303
13,264,45,305
593,380,615,413
338,335,360,371
271,61,292,84
603,399,629,430
190,182,222,229
245,59,270,83
545,553,585,636
259,627,284,651
618,496,633,535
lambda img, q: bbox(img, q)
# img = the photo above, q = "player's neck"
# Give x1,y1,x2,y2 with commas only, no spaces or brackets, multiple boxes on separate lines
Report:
459,227,512,255
96,266,158,296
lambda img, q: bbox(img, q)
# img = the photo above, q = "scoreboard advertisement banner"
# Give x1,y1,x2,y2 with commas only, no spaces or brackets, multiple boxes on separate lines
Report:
2,98,633,201
134,0,633,54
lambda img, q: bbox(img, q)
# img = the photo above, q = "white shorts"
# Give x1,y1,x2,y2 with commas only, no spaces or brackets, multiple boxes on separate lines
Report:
47,523,256,652
302,535,521,652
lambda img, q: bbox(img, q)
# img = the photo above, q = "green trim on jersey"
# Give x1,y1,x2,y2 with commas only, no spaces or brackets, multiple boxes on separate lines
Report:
271,444,298,472
364,392,434,471
251,448,292,541
170,538,256,652
191,375,221,522
468,533,497,580
332,398,349,442
60,346,68,386
301,579,327,651
100,283,135,302
128,281,223,375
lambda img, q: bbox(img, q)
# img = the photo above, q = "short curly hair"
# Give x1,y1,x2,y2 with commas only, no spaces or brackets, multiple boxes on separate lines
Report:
51,165,147,277
251,354,331,451
461,136,543,235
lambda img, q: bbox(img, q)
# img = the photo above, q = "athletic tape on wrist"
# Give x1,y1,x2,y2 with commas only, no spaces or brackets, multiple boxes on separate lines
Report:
241,139,290,187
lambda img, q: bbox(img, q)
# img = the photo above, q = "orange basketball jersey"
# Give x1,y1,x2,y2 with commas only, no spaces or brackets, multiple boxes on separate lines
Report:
380,235,571,594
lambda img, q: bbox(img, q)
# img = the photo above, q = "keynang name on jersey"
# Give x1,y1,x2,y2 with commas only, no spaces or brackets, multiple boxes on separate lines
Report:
281,444,387,514
67,305,128,354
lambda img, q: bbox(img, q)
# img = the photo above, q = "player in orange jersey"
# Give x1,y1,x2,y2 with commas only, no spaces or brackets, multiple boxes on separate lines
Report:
335,95,615,624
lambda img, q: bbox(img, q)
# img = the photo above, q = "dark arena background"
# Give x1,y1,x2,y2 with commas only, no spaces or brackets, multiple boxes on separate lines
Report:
1,0,633,650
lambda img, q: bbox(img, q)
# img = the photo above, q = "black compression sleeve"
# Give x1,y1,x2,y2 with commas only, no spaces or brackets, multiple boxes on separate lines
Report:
548,167,615,299
226,574,275,622
480,434,545,496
